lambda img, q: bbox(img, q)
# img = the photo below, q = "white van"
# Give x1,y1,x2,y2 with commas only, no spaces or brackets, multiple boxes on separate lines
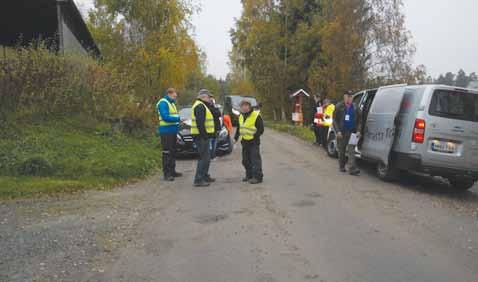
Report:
356,84,478,191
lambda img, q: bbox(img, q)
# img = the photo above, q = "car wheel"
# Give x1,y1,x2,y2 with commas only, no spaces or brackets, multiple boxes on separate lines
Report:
327,134,338,158
376,161,399,182
448,177,475,191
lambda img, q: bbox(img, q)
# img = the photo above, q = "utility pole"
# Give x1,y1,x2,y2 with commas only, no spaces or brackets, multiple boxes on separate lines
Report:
282,0,289,121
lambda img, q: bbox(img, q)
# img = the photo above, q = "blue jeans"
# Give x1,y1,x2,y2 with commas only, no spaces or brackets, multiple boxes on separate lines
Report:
194,138,211,183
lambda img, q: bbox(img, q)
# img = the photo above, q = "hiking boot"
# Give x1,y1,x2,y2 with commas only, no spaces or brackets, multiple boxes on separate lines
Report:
164,176,175,182
349,169,361,176
242,177,251,182
249,178,262,185
173,172,183,177
194,181,210,187
340,167,347,173
205,176,216,183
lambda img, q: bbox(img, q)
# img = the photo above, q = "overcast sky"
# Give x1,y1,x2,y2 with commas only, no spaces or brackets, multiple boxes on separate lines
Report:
76,0,478,79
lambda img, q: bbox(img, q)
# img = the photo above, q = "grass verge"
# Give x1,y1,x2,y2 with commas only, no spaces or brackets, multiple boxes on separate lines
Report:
266,121,315,143
0,116,161,199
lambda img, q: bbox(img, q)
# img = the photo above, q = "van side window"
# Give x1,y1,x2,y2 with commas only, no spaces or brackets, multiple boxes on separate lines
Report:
429,90,476,122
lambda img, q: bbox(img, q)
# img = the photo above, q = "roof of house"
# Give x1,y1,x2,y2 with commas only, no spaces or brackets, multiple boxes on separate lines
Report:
0,0,100,57
290,89,311,98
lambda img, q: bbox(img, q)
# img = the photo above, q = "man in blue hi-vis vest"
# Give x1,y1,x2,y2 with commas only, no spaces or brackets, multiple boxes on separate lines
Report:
157,88,183,181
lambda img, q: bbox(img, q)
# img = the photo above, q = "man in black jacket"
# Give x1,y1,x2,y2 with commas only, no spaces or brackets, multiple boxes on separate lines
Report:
333,91,362,175
191,89,216,187
205,96,222,160
234,100,264,184
311,94,323,145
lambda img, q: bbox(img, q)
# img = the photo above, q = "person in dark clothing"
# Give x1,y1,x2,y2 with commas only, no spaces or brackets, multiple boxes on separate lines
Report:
191,89,216,187
157,88,183,181
312,94,323,145
205,97,222,160
333,91,362,175
234,100,265,184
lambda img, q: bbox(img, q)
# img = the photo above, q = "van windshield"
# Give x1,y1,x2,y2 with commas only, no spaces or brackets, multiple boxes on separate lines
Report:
429,90,477,122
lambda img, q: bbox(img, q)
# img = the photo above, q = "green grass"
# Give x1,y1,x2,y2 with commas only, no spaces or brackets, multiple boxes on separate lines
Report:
0,116,161,199
266,121,315,143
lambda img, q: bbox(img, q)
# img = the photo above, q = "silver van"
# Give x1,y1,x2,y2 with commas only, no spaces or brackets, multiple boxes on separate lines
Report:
356,84,478,191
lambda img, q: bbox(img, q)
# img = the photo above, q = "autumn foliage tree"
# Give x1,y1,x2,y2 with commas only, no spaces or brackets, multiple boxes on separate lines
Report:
87,0,202,121
231,0,420,121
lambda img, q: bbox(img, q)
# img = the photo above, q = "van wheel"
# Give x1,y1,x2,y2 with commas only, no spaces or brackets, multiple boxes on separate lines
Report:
448,177,475,191
376,161,399,182
327,134,338,158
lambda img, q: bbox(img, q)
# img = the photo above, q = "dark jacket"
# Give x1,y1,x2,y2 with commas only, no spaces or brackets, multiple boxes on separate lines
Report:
234,111,265,145
193,99,216,140
333,101,362,134
205,102,222,133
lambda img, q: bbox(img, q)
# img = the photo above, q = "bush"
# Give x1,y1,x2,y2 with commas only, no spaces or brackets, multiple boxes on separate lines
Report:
0,45,134,122
18,156,54,177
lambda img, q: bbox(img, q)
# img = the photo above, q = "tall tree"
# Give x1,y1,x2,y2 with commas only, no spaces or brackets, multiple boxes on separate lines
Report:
455,69,469,87
87,0,201,119
231,0,416,121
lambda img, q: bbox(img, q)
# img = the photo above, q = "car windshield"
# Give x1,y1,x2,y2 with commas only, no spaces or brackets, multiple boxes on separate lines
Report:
179,108,192,120
429,90,477,122
230,96,258,108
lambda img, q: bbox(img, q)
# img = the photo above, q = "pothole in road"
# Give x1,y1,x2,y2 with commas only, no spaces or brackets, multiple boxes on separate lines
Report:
194,213,229,224
292,200,316,207
305,192,323,198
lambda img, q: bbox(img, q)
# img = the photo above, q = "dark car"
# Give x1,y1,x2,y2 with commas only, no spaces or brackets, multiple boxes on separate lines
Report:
176,107,233,157
222,95,259,126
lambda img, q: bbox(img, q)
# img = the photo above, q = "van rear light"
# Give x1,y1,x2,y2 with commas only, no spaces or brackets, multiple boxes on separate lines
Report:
412,118,426,143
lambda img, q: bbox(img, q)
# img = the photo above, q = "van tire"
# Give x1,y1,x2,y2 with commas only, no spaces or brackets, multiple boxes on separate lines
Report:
376,161,399,182
449,177,475,191
327,134,338,158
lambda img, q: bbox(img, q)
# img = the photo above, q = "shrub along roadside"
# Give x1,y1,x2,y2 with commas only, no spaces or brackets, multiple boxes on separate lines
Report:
265,122,316,143
0,117,161,199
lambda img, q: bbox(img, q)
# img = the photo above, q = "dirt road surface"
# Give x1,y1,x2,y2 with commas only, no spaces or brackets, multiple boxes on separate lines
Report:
1,130,478,282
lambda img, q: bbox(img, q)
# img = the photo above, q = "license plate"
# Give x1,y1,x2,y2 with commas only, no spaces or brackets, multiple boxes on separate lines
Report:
431,140,456,153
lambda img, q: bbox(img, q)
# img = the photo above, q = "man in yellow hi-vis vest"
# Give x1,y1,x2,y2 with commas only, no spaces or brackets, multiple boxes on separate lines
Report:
191,89,216,187
157,88,182,181
317,98,335,147
234,99,264,184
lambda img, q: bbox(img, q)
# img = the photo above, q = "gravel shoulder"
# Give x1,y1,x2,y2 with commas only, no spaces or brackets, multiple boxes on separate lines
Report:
1,129,477,282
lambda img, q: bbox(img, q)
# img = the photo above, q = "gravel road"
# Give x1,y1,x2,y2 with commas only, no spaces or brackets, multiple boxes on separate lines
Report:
1,129,478,282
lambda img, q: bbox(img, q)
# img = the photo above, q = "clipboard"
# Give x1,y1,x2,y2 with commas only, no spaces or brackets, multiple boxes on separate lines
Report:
348,133,359,145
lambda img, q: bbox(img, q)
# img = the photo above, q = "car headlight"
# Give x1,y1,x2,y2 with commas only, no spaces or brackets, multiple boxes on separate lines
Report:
219,128,229,139
232,108,240,116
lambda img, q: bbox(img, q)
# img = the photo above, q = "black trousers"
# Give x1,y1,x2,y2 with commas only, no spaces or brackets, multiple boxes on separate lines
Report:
313,126,321,143
242,141,263,180
319,126,329,146
160,134,177,177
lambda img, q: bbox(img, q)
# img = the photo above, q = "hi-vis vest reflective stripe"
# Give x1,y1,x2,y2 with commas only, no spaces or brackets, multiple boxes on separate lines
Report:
157,98,179,127
239,111,260,141
191,100,215,135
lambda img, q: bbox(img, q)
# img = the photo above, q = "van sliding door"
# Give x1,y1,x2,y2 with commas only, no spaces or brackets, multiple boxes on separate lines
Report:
363,85,406,165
